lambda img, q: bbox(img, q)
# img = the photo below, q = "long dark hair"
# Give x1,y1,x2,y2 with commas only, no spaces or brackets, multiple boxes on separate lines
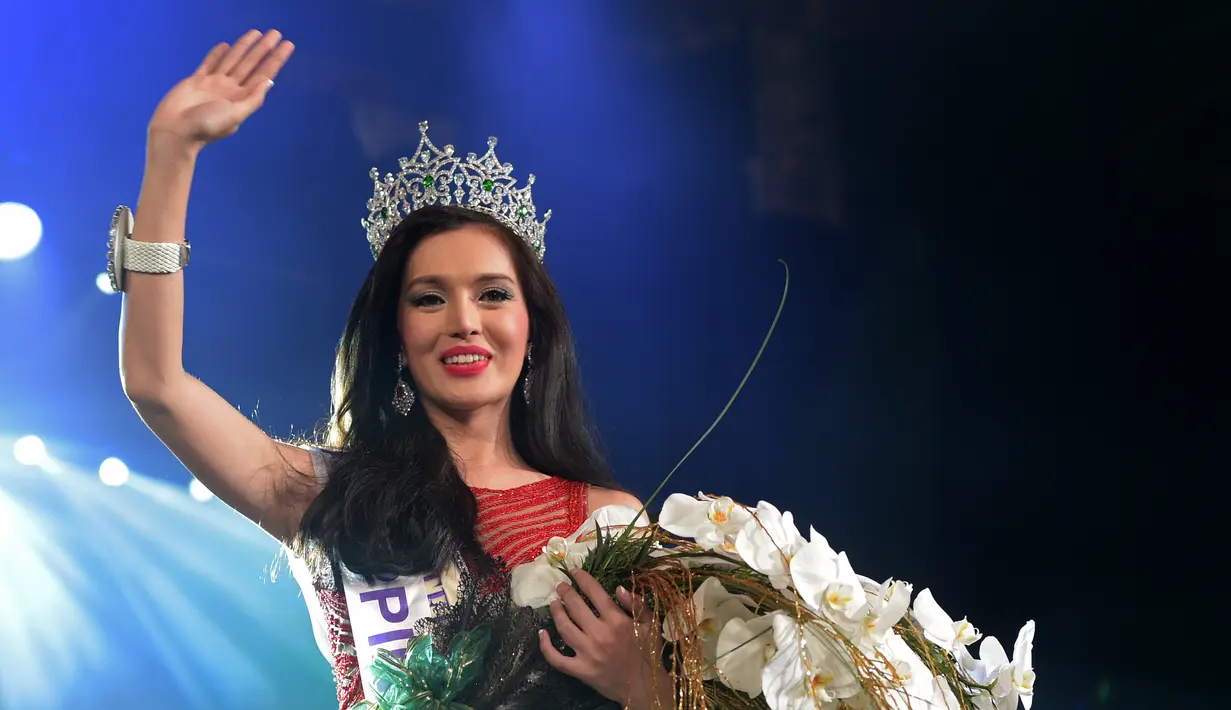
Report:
294,205,619,582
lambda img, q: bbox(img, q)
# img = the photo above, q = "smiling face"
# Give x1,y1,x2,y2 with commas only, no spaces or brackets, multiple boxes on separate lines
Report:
398,225,531,413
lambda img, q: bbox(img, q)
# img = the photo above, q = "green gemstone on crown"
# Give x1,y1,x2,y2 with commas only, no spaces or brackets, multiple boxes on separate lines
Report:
481,179,494,192
422,175,434,187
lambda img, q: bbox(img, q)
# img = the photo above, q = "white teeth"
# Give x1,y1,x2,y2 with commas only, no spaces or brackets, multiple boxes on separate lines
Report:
443,354,489,364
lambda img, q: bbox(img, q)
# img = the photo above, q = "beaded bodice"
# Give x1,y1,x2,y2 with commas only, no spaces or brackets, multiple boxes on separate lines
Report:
471,476,590,568
301,474,590,710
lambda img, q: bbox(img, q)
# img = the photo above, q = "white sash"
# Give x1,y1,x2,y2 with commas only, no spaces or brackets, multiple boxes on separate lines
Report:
341,562,460,701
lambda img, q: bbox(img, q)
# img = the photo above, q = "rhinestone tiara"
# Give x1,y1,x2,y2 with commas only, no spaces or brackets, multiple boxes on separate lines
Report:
362,121,551,261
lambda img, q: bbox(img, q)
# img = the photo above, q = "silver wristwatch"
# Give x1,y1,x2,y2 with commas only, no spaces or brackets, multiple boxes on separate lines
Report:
106,205,191,293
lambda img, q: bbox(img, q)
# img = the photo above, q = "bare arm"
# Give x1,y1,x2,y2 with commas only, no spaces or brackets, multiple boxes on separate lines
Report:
120,31,309,541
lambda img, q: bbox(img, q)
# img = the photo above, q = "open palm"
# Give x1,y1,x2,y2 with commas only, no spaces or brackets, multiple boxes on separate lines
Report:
149,30,294,145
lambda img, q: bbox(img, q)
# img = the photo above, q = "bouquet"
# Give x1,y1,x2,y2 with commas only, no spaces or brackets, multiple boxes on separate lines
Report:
508,497,1036,710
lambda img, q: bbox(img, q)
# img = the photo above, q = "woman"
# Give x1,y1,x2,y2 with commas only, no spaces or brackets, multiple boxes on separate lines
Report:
118,30,671,709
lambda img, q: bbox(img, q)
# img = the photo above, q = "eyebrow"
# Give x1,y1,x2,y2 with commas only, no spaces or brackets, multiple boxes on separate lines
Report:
404,273,515,291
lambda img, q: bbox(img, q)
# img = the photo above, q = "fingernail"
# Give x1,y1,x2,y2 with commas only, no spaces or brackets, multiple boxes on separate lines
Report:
617,585,628,596
266,79,275,89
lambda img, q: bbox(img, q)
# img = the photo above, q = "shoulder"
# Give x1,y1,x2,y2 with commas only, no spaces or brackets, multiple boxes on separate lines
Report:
586,486,643,515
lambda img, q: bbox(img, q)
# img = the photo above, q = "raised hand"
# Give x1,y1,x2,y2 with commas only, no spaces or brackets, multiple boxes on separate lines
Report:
148,30,294,147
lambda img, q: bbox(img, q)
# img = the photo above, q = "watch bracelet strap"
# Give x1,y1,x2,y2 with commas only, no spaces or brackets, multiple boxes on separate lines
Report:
123,239,184,274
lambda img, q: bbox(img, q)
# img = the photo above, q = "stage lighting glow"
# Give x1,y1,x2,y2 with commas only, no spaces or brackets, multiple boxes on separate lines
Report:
188,478,214,502
96,272,118,294
0,202,43,261
0,447,326,708
13,436,47,466
98,457,130,487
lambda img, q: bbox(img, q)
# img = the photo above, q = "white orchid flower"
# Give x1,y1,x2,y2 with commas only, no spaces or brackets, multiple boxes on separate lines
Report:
912,588,983,654
955,638,1003,688
509,504,648,608
734,501,809,590
977,621,1036,709
761,613,862,710
662,577,756,679
714,612,780,696
881,634,935,703
660,492,753,554
851,578,913,652
790,542,867,627
509,540,576,607
881,633,965,710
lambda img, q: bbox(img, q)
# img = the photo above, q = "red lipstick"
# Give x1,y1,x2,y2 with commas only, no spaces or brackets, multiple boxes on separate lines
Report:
440,345,492,376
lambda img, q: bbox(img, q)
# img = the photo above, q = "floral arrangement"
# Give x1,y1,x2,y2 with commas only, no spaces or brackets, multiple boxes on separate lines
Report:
509,496,1036,710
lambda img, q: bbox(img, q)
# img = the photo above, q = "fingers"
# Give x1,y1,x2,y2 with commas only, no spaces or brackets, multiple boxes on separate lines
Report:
244,39,294,88
230,34,294,113
230,75,273,117
539,629,583,676
572,569,622,618
549,600,592,655
232,30,285,84
616,585,651,621
216,29,263,76
557,581,601,634
194,43,229,76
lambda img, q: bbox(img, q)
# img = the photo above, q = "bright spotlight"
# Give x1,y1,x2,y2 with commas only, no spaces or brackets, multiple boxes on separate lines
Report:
96,272,118,295
98,457,130,487
0,202,43,261
188,478,214,502
13,435,47,466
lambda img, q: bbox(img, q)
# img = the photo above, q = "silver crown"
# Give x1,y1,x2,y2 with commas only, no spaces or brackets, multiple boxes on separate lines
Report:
362,121,551,260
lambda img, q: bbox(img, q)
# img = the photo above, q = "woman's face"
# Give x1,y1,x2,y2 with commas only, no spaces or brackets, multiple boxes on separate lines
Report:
399,225,531,413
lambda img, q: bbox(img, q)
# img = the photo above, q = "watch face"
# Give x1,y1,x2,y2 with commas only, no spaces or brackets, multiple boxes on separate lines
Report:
108,206,133,293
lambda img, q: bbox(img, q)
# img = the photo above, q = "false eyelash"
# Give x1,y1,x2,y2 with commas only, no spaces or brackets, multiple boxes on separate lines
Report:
411,292,445,307
480,287,514,302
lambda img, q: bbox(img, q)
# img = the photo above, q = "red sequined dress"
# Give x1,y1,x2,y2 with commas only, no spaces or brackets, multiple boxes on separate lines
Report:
289,450,590,710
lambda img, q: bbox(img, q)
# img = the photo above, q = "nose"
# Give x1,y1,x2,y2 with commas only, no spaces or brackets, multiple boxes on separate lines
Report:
446,295,481,339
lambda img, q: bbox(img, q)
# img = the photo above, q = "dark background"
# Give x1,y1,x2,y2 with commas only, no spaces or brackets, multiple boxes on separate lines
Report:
819,1,1225,705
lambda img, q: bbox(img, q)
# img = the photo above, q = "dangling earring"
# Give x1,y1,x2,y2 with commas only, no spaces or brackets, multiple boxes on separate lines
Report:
522,344,534,405
393,351,416,415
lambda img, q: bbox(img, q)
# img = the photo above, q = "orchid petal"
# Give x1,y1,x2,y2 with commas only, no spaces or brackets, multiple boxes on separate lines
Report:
714,612,778,696
735,502,807,590
787,536,839,609
979,635,1009,669
659,494,711,538
912,588,957,648
877,580,913,634
508,559,569,608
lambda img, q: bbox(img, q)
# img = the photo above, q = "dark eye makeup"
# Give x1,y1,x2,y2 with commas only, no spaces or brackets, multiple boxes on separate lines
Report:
409,286,515,308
